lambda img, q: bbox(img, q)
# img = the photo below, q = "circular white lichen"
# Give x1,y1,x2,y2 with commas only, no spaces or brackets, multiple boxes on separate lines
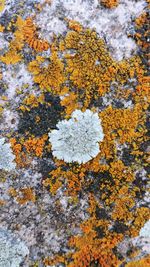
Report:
139,220,150,238
0,229,29,267
0,138,16,172
49,109,104,164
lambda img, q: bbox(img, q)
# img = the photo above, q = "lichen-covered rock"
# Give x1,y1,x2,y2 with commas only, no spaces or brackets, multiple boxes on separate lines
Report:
0,228,29,267
0,0,149,266
49,109,104,164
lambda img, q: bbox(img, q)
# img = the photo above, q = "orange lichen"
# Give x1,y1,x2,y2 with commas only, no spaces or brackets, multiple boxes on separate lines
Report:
101,105,144,144
134,12,149,74
111,190,135,222
61,92,80,117
42,167,63,195
65,194,123,267
10,138,29,167
134,76,150,106
59,29,143,110
66,19,83,32
23,17,49,52
0,71,2,80
19,94,46,112
43,255,65,267
130,207,150,237
8,186,36,205
115,57,144,85
100,0,119,9
61,29,114,107
43,165,86,196
0,17,25,64
107,161,136,211
68,234,122,267
24,135,47,157
135,12,149,50
16,187,36,205
65,170,85,196
0,24,4,32
8,187,18,197
28,52,65,93
135,12,147,27
84,153,109,173
0,14,50,64
97,103,146,162
125,255,150,267
0,49,22,64
0,199,6,206
45,196,123,267
110,160,134,183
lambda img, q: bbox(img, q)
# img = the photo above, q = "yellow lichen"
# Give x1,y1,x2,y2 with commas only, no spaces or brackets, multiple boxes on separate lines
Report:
62,29,114,107
100,0,119,8
0,24,4,32
8,186,36,205
101,105,144,144
20,94,45,111
125,256,150,267
0,17,25,64
66,19,83,32
10,138,30,167
61,92,80,117
24,135,47,157
23,17,49,52
16,187,36,205
0,0,5,12
28,52,65,93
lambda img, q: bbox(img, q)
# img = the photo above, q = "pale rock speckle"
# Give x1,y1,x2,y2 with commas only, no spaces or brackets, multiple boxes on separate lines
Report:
2,63,33,100
0,138,16,172
0,228,29,267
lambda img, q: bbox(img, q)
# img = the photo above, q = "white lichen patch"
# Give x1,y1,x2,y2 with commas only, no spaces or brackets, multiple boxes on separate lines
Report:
49,109,104,164
140,220,150,238
0,228,29,267
35,0,146,61
0,138,16,171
